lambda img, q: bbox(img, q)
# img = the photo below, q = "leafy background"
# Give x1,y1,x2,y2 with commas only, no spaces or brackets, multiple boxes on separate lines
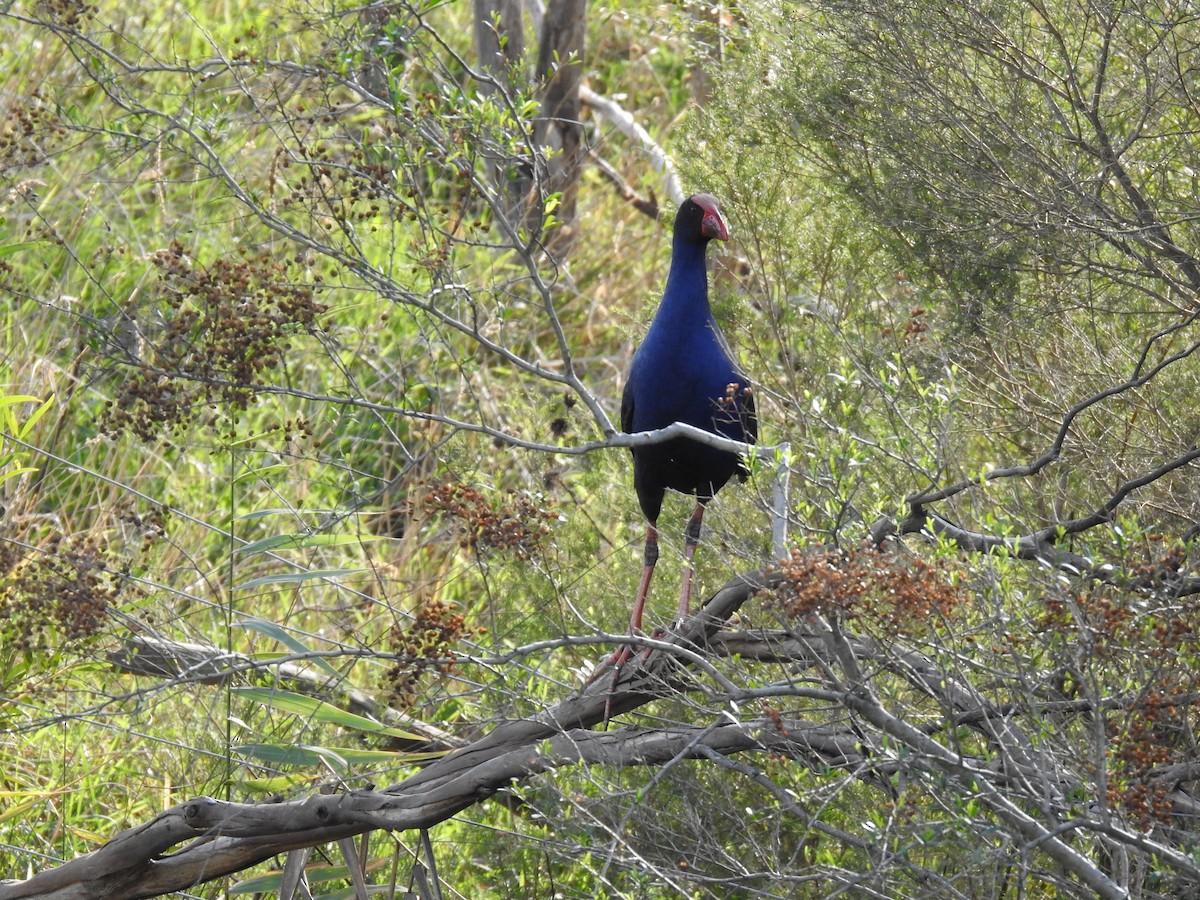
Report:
3,0,1200,897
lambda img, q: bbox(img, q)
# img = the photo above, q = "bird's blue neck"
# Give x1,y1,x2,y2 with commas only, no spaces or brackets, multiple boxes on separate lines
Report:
654,238,713,331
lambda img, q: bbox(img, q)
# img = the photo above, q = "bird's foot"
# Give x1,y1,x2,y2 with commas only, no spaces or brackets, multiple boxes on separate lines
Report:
581,642,639,728
584,644,634,687
584,624,678,726
587,630,675,726
639,626,669,662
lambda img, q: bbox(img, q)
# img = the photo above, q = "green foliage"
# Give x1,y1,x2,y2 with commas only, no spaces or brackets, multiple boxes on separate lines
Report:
0,0,655,891
5,0,1200,897
0,393,52,487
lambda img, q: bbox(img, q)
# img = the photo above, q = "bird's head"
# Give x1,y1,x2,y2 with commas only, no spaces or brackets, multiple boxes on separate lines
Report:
676,193,729,244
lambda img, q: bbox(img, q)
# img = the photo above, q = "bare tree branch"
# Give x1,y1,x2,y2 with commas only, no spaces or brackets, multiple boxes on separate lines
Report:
10,560,1200,898
580,85,684,207
107,635,461,754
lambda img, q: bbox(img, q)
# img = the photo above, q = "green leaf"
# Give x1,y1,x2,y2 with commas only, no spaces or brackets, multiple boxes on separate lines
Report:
15,395,55,438
231,688,426,742
0,394,43,411
235,533,382,556
235,508,339,521
0,797,41,824
235,742,441,767
230,858,391,894
237,772,315,793
0,466,37,486
235,617,342,681
233,462,288,485
0,241,45,258
236,569,368,590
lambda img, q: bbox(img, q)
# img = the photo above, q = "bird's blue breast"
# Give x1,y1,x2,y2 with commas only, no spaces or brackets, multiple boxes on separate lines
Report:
621,225,755,515
627,320,749,440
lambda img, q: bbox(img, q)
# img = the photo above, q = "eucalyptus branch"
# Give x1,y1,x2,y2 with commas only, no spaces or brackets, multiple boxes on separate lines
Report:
884,444,1200,590
579,85,685,207
834,678,1128,900
909,334,1200,507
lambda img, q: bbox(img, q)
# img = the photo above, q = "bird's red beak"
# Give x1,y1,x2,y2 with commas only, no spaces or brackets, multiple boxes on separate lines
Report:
701,208,729,242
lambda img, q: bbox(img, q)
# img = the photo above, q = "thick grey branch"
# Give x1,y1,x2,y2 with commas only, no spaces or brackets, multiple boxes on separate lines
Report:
0,570,774,900
107,635,460,753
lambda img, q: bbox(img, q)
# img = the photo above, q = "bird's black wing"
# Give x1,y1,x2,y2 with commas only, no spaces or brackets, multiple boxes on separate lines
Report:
620,377,635,436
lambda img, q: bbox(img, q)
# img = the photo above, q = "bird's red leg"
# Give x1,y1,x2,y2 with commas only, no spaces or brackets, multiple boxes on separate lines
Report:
587,524,658,685
676,503,705,623
592,524,659,724
629,523,659,636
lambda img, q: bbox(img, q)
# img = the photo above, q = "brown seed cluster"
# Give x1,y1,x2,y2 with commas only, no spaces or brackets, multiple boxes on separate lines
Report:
0,538,19,585
118,503,171,555
1128,543,1188,591
549,391,577,439
33,0,95,29
1107,680,1194,828
0,535,121,650
1039,590,1137,659
1039,582,1200,663
766,545,960,633
384,597,482,708
711,382,755,435
422,483,559,560
0,91,66,174
1035,556,1200,829
882,306,930,343
101,241,328,440
270,139,394,226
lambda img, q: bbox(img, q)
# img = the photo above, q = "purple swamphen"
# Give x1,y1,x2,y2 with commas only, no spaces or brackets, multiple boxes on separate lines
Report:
612,193,758,670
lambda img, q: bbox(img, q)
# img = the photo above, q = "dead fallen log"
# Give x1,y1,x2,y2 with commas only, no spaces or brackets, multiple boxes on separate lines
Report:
0,570,777,900
106,635,460,754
